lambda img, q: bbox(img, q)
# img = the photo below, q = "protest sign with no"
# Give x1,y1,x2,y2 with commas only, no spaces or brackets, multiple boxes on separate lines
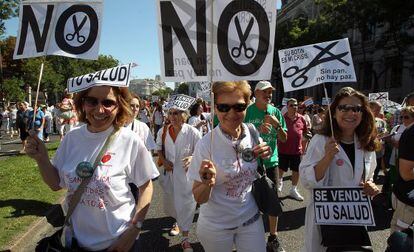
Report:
14,0,103,60
157,0,276,82
67,63,133,93
278,38,356,92
166,94,196,111
313,187,375,226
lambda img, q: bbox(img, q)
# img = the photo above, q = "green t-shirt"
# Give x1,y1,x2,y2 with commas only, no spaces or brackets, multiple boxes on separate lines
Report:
244,103,287,169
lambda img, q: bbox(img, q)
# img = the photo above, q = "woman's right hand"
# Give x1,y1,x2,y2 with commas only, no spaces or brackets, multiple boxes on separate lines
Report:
324,137,339,160
25,130,48,162
199,160,216,187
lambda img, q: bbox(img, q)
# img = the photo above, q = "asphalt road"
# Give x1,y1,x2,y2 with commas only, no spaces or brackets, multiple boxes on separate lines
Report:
2,132,392,251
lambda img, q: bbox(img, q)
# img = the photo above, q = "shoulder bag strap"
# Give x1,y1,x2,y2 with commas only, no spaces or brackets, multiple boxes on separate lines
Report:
64,128,119,226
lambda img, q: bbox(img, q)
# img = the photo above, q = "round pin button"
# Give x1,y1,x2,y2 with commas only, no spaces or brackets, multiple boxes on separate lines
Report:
242,148,255,162
76,161,94,178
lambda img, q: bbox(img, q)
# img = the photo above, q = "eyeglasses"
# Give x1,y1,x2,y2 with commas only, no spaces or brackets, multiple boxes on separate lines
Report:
337,104,363,113
289,104,298,108
400,115,411,120
83,96,117,110
216,103,247,113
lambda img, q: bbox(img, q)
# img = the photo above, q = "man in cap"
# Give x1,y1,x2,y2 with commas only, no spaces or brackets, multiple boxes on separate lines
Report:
245,80,287,252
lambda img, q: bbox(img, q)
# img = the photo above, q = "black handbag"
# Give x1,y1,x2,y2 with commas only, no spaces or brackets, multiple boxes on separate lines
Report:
246,123,282,217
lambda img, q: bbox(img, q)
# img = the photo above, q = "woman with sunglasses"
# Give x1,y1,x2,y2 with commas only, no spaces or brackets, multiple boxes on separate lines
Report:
156,106,202,252
188,81,272,252
299,87,380,252
25,86,154,251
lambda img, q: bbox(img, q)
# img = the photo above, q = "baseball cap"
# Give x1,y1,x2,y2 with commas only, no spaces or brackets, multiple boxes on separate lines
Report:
255,81,275,91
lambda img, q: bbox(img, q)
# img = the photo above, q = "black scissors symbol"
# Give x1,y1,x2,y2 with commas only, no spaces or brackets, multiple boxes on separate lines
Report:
65,15,87,43
283,41,350,88
231,16,255,59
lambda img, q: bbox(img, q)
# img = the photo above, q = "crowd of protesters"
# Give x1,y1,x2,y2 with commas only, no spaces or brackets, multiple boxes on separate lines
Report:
2,81,412,251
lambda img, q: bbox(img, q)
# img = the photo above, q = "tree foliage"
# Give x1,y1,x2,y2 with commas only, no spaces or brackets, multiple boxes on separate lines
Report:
152,87,173,99
176,83,189,95
0,0,19,37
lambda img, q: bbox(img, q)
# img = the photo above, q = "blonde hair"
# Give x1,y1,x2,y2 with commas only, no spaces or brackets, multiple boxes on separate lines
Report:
212,81,251,104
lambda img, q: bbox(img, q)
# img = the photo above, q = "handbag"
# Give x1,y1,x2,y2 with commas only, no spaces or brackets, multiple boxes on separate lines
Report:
320,155,373,251
246,123,282,217
37,129,119,252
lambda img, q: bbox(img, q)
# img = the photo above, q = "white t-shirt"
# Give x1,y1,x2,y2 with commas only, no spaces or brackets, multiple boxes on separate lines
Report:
138,109,150,124
153,110,164,126
187,123,259,230
125,119,159,179
52,125,154,250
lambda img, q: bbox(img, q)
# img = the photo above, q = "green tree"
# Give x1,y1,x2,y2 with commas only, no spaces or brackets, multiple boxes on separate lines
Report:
0,0,19,37
176,83,189,95
3,77,25,102
152,87,173,99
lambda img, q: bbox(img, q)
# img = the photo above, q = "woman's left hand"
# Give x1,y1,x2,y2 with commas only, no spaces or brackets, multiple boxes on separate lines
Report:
182,156,193,172
360,180,380,197
253,142,272,159
107,226,139,252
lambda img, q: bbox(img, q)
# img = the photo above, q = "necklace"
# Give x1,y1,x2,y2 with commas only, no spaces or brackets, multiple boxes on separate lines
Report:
340,139,354,144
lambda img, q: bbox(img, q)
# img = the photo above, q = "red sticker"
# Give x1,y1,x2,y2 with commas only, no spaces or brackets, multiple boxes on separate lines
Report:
101,154,111,163
336,159,344,166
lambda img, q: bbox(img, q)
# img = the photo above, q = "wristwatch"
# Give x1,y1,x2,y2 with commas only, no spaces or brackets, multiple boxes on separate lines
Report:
134,221,143,230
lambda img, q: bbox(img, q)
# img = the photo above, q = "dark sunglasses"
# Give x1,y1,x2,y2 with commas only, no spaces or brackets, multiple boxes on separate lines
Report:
337,104,363,113
83,96,117,109
216,103,247,113
400,115,411,120
289,104,298,108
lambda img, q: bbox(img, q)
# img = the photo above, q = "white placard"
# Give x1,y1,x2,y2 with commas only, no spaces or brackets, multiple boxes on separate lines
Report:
166,94,196,111
383,100,401,114
157,0,276,82
14,0,103,60
282,97,290,106
199,82,211,93
322,97,331,106
278,38,356,92
67,64,133,93
303,97,314,107
313,187,375,226
369,92,388,102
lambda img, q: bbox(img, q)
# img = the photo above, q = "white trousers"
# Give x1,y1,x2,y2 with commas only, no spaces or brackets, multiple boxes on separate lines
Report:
197,215,266,252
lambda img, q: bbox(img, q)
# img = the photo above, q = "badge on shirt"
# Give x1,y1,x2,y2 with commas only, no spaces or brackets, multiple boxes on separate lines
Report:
76,161,94,178
242,148,255,162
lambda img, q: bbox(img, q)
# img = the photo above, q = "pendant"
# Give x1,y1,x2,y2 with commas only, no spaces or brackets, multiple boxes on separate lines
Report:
242,148,255,162
76,161,94,178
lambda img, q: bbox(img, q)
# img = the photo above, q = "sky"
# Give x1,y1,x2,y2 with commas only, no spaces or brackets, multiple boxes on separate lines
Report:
4,1,281,88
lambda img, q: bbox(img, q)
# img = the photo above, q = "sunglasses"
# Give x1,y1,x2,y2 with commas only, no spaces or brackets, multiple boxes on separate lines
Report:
216,103,247,113
400,115,411,120
83,96,117,109
337,104,363,113
289,104,298,108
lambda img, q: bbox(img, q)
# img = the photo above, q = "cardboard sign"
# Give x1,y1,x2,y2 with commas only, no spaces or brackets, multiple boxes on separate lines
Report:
383,100,401,114
67,63,133,93
166,94,196,111
322,97,331,106
157,0,277,81
278,38,356,92
313,187,375,226
199,82,211,93
14,0,103,60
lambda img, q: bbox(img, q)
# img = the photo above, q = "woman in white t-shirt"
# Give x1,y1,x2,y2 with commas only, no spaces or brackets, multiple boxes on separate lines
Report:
152,103,165,141
156,107,201,252
188,103,208,135
138,99,151,128
25,86,154,251
188,81,272,252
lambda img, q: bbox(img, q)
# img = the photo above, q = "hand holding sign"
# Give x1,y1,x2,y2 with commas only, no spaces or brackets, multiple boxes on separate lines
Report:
25,130,48,163
360,180,380,197
199,159,216,187
325,137,340,160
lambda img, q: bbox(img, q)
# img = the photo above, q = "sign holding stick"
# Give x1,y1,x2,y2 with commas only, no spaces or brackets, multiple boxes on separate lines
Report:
278,38,356,92
313,187,375,226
